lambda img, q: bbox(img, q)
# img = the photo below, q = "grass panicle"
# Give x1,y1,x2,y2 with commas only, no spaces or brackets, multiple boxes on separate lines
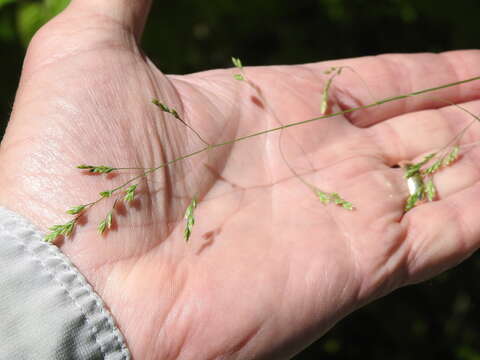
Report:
98,210,113,235
124,184,137,202
232,56,245,81
184,197,197,242
403,145,462,211
314,189,354,210
77,164,116,174
43,63,480,243
44,220,76,243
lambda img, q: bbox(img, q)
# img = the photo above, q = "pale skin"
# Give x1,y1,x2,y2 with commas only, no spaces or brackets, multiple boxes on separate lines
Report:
2,1,480,359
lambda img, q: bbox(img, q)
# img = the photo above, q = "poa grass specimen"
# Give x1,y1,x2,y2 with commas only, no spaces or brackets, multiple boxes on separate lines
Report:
43,59,480,244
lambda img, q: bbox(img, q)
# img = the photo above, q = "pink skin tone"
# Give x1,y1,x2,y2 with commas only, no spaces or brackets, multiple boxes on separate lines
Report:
2,1,480,359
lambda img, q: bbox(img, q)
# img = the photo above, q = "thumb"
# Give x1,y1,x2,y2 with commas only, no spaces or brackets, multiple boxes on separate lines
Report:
67,0,152,42
21,0,153,77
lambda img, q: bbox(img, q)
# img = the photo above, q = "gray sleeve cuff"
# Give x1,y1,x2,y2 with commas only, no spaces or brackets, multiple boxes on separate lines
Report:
0,206,131,359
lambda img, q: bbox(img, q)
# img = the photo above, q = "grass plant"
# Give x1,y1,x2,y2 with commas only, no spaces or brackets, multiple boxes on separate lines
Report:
43,60,480,244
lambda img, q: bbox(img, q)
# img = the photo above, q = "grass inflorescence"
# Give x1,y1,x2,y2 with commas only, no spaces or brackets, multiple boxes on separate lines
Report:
403,145,461,211
43,59,480,244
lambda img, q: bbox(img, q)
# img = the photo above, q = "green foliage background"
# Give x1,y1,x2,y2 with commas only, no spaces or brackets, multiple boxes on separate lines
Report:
1,1,480,358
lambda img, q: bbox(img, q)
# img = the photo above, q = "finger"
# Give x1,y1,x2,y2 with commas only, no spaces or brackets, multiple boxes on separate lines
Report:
370,99,480,165
67,0,152,41
402,182,480,284
304,50,480,127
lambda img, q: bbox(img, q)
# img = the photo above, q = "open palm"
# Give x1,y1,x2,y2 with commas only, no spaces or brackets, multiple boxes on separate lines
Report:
2,1,480,359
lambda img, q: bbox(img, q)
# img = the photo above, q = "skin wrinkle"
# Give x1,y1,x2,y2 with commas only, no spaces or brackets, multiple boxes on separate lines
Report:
167,272,219,360
335,168,406,297
332,137,385,165
419,108,467,156
163,79,198,148
144,123,171,237
74,7,139,44
370,121,408,165
224,269,285,360
153,273,194,360
144,76,194,235
441,105,480,146
69,222,157,262
449,185,480,259
462,148,480,181
442,199,470,256
447,104,480,142
377,54,412,116
323,156,381,185
334,54,413,128
278,72,330,168
297,64,327,92
24,29,137,84
257,77,290,266
174,74,239,117
155,107,182,165
198,172,296,203
168,76,241,192
262,66,323,111
161,320,189,360
379,52,476,124
371,222,410,296
262,66,323,118
271,260,308,360
128,256,189,358
214,325,264,360
401,207,441,283
271,93,321,182
439,52,463,101
259,72,326,168
432,108,463,151
321,203,360,301
197,81,243,146
202,164,243,190
397,109,445,159
331,86,364,125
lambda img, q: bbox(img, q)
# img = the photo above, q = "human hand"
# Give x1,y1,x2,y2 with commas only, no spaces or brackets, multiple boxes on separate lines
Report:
1,1,480,358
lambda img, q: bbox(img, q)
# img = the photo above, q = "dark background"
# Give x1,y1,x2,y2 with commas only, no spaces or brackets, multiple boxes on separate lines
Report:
1,0,480,358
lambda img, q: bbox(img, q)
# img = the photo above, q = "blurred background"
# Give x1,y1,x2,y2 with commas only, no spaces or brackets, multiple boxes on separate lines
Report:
1,0,480,358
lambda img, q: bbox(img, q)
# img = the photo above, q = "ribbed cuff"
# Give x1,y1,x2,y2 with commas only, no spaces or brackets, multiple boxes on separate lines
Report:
0,206,130,359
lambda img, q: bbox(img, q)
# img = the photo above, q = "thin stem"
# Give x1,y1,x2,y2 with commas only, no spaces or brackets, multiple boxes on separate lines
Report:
153,99,210,146
107,147,212,196
214,76,480,149
278,139,317,192
419,101,480,166
114,167,155,170
341,65,377,104
178,120,210,146
244,70,322,195
437,102,480,154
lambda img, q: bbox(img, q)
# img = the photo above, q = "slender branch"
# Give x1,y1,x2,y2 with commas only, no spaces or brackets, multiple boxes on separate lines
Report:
435,101,480,156
152,99,210,146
